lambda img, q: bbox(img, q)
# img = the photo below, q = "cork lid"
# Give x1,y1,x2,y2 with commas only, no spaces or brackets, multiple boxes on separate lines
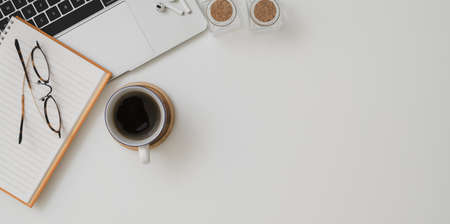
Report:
207,0,237,26
251,0,280,26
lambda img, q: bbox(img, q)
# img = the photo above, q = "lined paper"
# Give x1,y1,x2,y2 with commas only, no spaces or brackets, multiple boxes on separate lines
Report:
0,18,106,203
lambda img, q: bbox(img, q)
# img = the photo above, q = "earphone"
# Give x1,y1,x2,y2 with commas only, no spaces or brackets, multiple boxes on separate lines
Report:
168,0,192,14
155,2,184,16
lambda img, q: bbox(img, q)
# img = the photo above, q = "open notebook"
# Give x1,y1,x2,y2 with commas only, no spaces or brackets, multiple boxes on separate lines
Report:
0,18,111,207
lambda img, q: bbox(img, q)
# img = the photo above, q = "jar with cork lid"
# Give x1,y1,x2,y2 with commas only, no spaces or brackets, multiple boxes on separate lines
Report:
198,0,241,34
246,0,284,31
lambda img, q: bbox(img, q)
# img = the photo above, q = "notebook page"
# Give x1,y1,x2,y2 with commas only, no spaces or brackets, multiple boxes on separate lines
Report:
0,18,106,203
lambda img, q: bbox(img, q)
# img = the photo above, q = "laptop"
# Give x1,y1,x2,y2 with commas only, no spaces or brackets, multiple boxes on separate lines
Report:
0,0,207,77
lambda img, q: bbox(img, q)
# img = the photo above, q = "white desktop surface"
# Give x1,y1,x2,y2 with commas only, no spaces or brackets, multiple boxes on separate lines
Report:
1,0,449,223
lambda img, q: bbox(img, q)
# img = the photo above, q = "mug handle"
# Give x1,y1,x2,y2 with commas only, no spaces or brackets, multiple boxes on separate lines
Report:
138,146,150,164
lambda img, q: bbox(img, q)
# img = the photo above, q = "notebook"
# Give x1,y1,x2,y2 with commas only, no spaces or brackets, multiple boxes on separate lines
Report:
0,18,111,207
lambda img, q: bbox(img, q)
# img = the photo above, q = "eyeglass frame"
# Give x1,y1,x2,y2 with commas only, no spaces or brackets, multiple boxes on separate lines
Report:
14,39,62,144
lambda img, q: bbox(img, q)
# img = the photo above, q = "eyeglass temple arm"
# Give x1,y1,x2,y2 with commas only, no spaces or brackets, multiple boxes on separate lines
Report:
18,94,24,144
14,39,30,144
14,39,32,89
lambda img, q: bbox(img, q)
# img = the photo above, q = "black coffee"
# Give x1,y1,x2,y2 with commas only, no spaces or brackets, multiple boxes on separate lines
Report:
114,92,161,140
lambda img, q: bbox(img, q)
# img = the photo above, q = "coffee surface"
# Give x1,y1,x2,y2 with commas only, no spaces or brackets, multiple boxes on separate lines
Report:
115,93,160,140
254,0,277,23
211,0,233,22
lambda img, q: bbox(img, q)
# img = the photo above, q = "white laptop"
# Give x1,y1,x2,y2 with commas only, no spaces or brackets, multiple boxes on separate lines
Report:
0,0,207,77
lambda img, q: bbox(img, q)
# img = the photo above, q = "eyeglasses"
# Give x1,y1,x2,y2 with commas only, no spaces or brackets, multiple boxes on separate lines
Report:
15,39,62,144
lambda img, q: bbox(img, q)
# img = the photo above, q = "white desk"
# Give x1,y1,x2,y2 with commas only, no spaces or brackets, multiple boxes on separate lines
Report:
1,0,449,223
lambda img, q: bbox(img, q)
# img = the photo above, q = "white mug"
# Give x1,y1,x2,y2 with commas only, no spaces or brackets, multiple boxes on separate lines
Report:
105,83,173,164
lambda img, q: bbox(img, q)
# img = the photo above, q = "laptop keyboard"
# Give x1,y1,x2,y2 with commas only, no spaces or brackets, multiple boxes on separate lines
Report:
0,0,118,36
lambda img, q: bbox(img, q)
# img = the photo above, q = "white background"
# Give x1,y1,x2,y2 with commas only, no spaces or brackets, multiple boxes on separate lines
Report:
1,0,449,223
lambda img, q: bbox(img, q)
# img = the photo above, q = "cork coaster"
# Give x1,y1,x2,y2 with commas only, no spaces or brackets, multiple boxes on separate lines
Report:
118,82,175,151
207,0,237,26
250,0,280,26
254,0,277,22
211,0,234,22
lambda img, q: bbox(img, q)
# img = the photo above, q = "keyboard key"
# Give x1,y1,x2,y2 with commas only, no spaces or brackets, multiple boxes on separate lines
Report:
43,0,103,36
10,11,24,19
48,0,61,5
33,0,49,12
70,0,85,8
21,4,36,19
33,12,48,27
26,18,36,27
0,17,8,30
12,0,27,9
101,0,117,6
57,0,72,14
0,1,15,16
46,6,60,21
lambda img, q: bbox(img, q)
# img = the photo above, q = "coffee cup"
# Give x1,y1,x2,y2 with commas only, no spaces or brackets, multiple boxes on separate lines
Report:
105,82,174,164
